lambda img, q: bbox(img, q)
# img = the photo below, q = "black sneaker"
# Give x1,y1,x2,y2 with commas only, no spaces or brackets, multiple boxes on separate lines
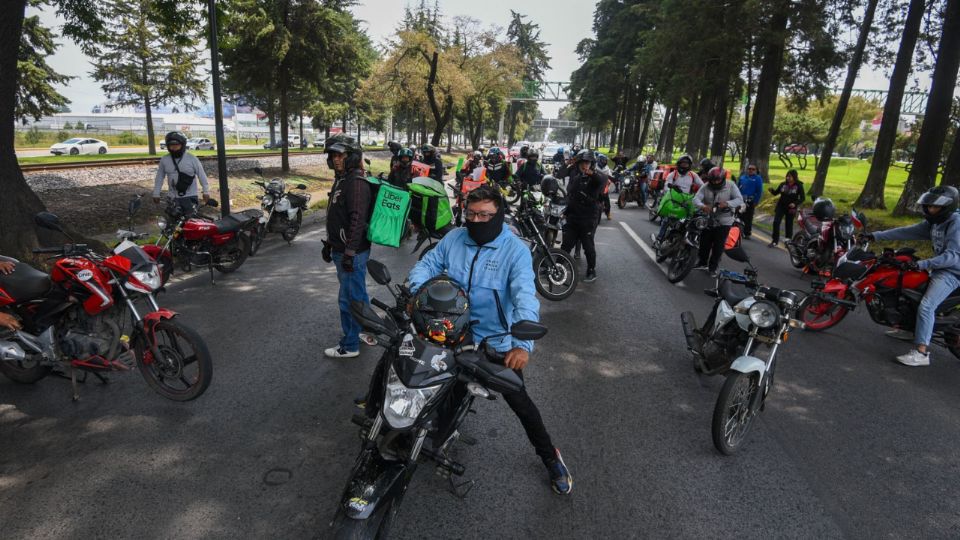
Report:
545,448,573,495
583,271,597,283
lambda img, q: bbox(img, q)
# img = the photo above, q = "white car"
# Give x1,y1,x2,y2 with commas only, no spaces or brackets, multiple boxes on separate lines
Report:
186,138,214,150
50,138,109,156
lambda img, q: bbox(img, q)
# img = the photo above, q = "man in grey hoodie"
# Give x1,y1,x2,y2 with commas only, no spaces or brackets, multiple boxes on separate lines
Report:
866,186,960,367
693,167,744,276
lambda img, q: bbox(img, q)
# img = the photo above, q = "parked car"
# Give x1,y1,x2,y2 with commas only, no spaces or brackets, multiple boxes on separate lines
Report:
313,139,325,149
49,138,108,156
186,137,214,150
858,149,875,160
263,140,289,149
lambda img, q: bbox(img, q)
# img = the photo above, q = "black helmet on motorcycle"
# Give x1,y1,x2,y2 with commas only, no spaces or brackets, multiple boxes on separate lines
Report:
411,276,471,346
325,134,364,170
487,147,503,163
812,197,836,221
699,158,715,171
575,149,596,164
676,154,693,168
387,141,402,155
705,166,727,189
165,131,187,157
540,175,560,196
520,145,530,158
596,154,609,168
421,144,437,160
917,185,959,224
527,148,540,161
397,147,414,164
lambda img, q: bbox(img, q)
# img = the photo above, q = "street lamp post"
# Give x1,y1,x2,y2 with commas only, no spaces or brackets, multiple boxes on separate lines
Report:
207,0,230,216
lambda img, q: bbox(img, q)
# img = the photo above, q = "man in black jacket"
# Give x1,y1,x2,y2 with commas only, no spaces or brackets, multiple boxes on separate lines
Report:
322,135,372,358
561,149,607,283
421,143,445,183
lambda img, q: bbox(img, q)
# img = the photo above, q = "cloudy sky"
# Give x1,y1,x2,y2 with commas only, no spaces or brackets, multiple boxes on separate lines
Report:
30,0,919,119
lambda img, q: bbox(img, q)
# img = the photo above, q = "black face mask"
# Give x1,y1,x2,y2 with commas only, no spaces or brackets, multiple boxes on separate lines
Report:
708,179,725,190
677,165,690,175
168,146,185,159
924,207,951,225
465,207,505,245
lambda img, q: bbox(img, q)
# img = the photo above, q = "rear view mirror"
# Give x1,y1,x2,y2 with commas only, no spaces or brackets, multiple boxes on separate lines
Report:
128,196,142,216
366,259,392,285
34,212,64,233
296,184,307,190
206,199,219,207
349,301,395,338
253,167,263,176
725,245,750,263
510,320,548,341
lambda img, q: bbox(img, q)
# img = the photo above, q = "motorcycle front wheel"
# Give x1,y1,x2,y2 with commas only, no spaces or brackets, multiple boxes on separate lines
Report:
666,244,696,283
800,292,851,331
281,209,303,243
788,233,806,268
712,371,760,455
656,230,680,263
214,234,250,273
136,319,213,401
249,223,266,256
617,193,626,209
533,248,578,301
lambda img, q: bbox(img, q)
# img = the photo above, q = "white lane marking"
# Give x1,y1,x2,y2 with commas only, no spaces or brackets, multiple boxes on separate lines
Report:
618,221,686,288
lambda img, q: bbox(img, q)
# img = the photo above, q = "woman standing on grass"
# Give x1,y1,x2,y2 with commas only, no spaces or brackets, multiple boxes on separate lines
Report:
768,169,805,247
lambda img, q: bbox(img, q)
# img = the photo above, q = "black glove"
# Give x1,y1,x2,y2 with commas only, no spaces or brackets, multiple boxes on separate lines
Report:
904,260,920,272
321,240,332,263
341,254,354,273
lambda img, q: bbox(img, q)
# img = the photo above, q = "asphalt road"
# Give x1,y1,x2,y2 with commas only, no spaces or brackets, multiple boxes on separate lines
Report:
3,195,960,539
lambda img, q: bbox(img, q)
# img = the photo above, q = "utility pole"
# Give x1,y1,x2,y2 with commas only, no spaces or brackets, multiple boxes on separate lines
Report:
207,0,230,216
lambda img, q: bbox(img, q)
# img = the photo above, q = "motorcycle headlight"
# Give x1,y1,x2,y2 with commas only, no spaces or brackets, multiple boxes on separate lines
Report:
128,268,161,292
383,364,441,429
840,223,854,238
748,301,780,328
157,216,167,230
261,194,274,206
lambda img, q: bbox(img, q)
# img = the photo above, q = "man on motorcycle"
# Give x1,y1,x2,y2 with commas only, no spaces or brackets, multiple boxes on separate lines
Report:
322,135,372,359
421,144,445,183
652,155,704,246
737,164,764,238
387,147,415,187
408,184,573,495
553,146,566,167
561,149,608,283
696,158,715,180
152,131,210,210
692,167,743,275
486,147,513,187
516,148,546,191
864,185,960,367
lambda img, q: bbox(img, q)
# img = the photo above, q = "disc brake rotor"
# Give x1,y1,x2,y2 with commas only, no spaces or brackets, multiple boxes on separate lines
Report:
155,344,185,379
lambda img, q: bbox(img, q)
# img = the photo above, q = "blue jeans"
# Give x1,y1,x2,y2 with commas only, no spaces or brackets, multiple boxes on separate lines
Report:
915,270,960,346
332,250,370,352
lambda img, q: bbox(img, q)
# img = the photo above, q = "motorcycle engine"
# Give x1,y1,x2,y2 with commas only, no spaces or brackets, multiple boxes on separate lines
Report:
57,312,122,360
866,291,908,327
700,323,745,372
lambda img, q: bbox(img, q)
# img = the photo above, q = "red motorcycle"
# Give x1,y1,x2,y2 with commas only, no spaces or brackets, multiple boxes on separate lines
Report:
786,200,866,275
0,212,213,401
800,244,960,359
153,198,257,284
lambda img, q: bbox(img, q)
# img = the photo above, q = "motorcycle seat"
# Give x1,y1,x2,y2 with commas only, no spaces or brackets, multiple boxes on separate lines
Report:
719,279,751,306
214,213,257,234
802,215,820,235
845,250,876,262
0,258,51,302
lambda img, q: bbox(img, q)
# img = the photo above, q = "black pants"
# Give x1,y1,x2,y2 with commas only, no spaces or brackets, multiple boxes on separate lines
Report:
602,195,611,216
561,219,597,272
741,203,756,237
771,205,794,243
697,225,731,271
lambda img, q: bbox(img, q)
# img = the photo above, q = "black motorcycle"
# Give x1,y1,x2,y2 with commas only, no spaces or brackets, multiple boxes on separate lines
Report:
329,260,547,539
249,167,311,254
657,206,729,283
509,195,579,301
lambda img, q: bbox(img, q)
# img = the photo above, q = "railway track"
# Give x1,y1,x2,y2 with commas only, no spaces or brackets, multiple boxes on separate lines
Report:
18,150,332,172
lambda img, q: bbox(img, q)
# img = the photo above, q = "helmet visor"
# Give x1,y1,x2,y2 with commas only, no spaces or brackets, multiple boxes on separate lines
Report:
917,192,953,207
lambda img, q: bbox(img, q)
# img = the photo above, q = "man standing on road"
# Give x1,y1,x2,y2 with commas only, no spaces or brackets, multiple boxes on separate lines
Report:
322,135,372,359
693,167,743,276
152,132,210,211
737,164,764,238
561,149,608,283
408,184,573,495
864,186,960,367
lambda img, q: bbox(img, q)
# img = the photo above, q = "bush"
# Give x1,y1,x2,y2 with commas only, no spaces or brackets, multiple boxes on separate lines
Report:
57,130,71,142
117,131,145,145
62,121,74,130
23,127,43,145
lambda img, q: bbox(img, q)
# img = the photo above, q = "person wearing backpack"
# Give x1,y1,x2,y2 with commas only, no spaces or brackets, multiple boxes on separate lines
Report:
152,131,210,212
515,147,545,190
322,134,372,359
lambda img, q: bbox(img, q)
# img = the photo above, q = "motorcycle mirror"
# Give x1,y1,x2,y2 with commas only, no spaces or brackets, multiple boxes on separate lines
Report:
34,212,65,233
253,166,263,176
510,320,548,341
349,300,395,338
206,199,219,208
724,245,750,264
296,184,307,190
128,196,142,216
366,259,392,285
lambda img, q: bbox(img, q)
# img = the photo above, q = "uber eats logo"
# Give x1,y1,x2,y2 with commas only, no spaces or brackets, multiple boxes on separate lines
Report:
381,190,404,211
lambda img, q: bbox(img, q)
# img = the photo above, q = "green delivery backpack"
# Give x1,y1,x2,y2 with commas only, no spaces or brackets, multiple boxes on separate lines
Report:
365,176,411,248
657,188,695,220
408,177,453,232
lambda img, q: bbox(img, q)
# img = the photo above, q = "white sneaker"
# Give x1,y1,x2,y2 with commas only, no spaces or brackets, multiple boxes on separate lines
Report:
324,346,359,359
895,349,930,367
884,329,915,341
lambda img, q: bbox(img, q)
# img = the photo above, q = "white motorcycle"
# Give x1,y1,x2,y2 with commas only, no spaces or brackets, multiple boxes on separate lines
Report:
250,167,311,254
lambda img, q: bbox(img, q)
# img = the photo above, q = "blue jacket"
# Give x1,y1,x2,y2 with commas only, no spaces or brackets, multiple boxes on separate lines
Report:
872,212,960,276
737,173,764,203
408,224,540,352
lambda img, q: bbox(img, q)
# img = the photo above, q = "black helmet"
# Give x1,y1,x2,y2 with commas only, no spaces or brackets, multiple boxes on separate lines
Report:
165,131,187,157
527,148,540,160
411,276,470,346
596,154,609,168
325,134,363,170
812,197,836,221
520,145,530,158
397,147,414,162
699,158,715,171
677,154,693,167
421,144,436,159
387,141,402,155
917,185,959,224
575,149,596,163
540,175,560,195
487,147,503,163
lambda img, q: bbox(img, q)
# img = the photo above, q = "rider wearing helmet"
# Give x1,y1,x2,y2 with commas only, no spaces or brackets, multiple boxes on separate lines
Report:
865,185,960,367
664,154,704,194
737,163,764,238
561,149,608,283
692,167,744,275
152,131,210,209
596,154,614,220
322,134,372,358
515,147,545,190
387,147,415,187
421,143,444,182
697,158,715,179
407,184,573,495
485,147,513,187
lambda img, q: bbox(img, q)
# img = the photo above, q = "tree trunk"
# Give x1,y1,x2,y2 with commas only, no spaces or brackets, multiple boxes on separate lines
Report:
637,99,655,158
710,85,731,161
744,8,788,181
659,103,680,163
943,131,960,187
268,98,276,145
446,108,453,153
656,105,674,158
855,0,925,209
279,73,289,172
811,0,878,199
740,45,754,172
144,92,156,155
894,0,960,215
630,87,647,151
507,102,517,146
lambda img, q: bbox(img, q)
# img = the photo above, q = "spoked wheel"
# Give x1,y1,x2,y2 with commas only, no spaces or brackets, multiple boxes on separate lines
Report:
0,352,51,384
666,244,696,283
533,248,578,301
800,292,851,331
712,371,760,455
136,319,212,401
214,234,250,273
788,233,806,268
281,209,303,243
249,223,266,256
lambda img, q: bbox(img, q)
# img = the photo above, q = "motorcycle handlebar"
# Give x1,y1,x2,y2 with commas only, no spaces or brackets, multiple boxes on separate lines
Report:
371,298,392,312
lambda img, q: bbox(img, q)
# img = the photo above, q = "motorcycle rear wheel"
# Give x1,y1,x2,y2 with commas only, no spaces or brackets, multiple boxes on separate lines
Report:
788,233,805,268
0,356,51,384
281,209,303,243
214,234,250,273
712,371,760,455
136,319,213,401
533,248,578,301
666,245,696,283
800,292,851,331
